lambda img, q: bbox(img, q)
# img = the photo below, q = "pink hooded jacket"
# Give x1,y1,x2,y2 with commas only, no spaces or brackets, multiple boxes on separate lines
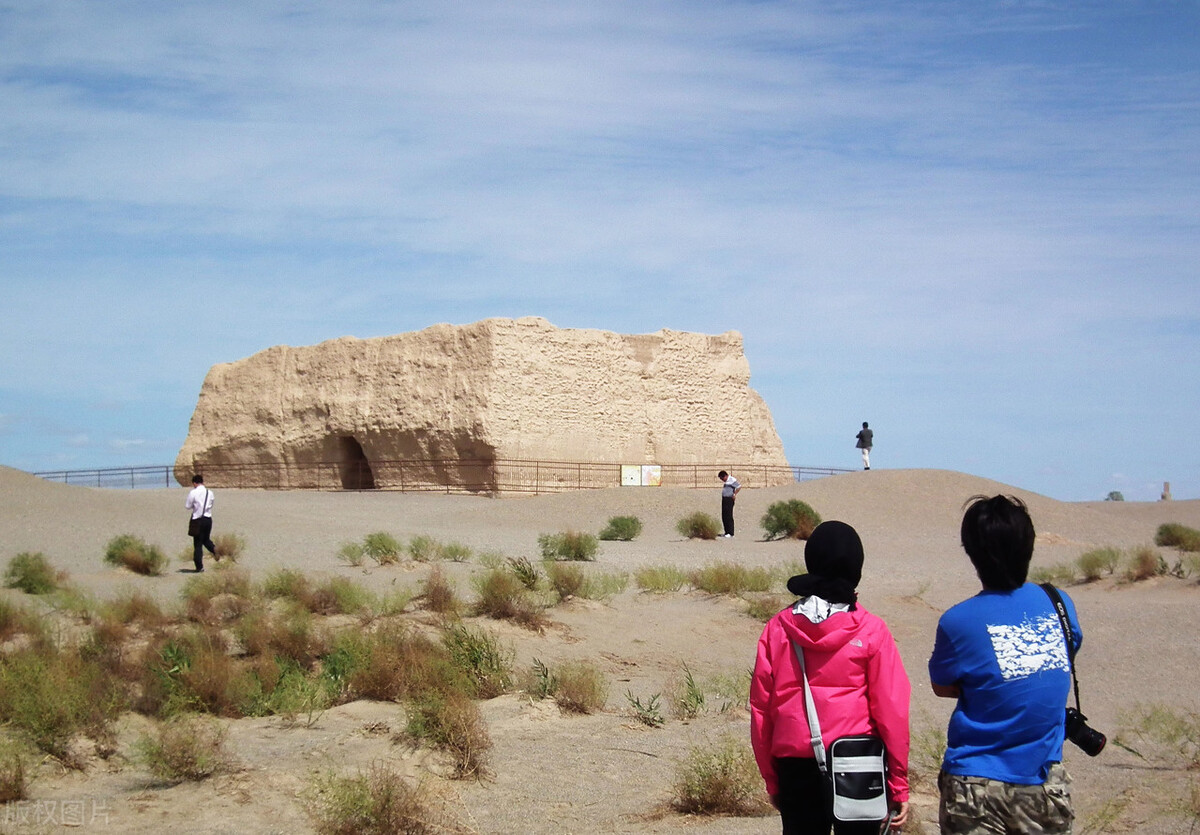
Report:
750,601,910,801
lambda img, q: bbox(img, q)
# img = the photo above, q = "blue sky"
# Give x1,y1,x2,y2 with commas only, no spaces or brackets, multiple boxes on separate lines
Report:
2,1,1197,501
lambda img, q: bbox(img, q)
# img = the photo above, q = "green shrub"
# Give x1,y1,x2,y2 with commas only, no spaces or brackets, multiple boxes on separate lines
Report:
579,570,629,601
553,660,608,714
689,562,773,595
212,533,246,562
521,658,558,701
672,735,771,816
306,763,456,835
442,624,513,699
760,500,822,541
363,532,404,565
408,535,442,562
136,713,230,782
676,512,721,540
599,515,643,542
507,556,541,590
1156,523,1200,553
744,593,789,622
0,599,44,644
1077,547,1121,581
1125,545,1166,582
308,576,372,616
262,663,331,727
626,691,664,727
103,534,167,576
669,664,706,720
546,561,584,600
634,565,688,593
1030,563,1078,586
538,531,599,561
1117,704,1200,768
441,542,472,563
472,568,547,632
261,567,313,603
0,643,126,764
338,541,366,567
3,552,63,595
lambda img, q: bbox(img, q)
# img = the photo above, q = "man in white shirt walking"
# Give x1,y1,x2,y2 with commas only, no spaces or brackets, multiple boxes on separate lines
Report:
185,474,216,572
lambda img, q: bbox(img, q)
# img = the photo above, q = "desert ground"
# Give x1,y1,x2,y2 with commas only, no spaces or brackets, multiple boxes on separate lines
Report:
2,464,1199,834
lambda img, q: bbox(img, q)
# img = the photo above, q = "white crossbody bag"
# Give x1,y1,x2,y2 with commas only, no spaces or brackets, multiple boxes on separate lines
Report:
791,642,890,822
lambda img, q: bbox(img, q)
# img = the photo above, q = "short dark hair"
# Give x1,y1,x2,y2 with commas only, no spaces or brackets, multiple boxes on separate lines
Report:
192,474,204,485
960,494,1035,591
862,421,869,428
718,470,728,480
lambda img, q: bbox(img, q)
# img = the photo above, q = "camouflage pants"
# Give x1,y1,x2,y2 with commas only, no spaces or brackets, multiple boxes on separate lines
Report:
938,764,1073,834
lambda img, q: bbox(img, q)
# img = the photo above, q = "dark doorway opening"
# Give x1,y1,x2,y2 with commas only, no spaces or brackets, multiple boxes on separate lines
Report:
337,436,376,490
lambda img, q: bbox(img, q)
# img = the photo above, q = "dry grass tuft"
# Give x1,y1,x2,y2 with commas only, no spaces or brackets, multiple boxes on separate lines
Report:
137,713,231,782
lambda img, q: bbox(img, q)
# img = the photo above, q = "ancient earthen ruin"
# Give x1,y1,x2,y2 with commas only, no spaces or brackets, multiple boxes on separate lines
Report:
174,317,791,491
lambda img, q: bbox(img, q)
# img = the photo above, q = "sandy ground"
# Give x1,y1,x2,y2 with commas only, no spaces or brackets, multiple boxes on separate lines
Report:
2,465,1199,834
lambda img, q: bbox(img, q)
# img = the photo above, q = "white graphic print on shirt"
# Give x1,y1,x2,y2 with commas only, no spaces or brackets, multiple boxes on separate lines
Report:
986,615,1069,680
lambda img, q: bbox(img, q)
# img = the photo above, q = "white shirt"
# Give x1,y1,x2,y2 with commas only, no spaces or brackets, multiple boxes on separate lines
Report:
721,474,741,498
186,485,214,519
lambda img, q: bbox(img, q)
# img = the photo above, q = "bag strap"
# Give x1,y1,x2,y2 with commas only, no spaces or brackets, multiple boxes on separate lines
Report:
790,641,828,775
1039,583,1083,713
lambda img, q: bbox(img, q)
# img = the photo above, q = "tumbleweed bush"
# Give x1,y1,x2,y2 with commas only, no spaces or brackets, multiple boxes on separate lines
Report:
103,534,167,576
676,512,721,540
538,531,599,561
307,762,459,835
553,660,608,714
760,500,822,541
3,552,64,595
1077,546,1122,581
363,532,404,565
599,515,643,542
136,713,230,782
672,734,771,816
212,533,246,562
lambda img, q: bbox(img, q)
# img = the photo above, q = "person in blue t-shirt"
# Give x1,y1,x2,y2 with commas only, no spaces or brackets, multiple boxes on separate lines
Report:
929,495,1080,834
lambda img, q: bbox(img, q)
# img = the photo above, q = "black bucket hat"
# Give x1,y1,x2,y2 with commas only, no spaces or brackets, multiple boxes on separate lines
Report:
786,520,864,606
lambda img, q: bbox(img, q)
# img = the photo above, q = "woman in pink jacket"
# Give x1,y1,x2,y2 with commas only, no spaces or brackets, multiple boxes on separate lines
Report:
751,520,910,834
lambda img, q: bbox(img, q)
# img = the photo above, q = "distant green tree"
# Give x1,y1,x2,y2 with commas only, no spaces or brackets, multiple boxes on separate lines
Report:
1105,491,1125,502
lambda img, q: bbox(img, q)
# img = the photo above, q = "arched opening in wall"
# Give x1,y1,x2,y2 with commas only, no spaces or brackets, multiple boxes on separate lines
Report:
337,436,376,490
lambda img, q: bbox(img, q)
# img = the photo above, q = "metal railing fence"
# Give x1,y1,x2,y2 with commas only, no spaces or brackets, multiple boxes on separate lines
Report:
34,459,852,494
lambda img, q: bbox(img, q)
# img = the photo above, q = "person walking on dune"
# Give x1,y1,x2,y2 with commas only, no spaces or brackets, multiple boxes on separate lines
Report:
718,470,741,537
185,474,216,572
855,422,873,470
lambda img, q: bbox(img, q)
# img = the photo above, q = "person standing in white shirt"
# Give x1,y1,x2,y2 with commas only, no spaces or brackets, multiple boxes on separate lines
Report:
185,474,216,572
718,470,741,537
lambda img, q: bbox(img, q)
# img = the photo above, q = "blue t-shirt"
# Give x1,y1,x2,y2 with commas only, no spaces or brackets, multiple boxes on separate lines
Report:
929,582,1081,785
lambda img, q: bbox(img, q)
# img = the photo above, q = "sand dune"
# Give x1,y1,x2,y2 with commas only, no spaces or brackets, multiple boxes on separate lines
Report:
2,465,1199,833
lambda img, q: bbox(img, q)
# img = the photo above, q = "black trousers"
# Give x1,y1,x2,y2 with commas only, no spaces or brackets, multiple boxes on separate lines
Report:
721,495,736,536
774,757,881,835
191,516,215,570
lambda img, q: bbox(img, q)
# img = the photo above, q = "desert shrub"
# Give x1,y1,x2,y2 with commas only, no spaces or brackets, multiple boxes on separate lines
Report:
408,535,442,562
760,500,822,541
472,568,547,632
419,567,460,616
307,762,458,835
342,624,465,704
338,541,366,567
1125,545,1166,582
0,643,126,763
507,556,541,590
0,599,44,644
626,691,665,727
263,663,332,727
689,562,773,595
1077,547,1122,581
137,713,230,782
442,624,513,699
599,515,643,542
262,567,313,604
1029,563,1077,586
4,552,64,595
308,576,372,616
0,736,28,803
140,629,265,719
579,570,628,601
475,550,505,570
441,542,472,563
706,670,752,714
635,565,688,593
744,593,789,622
1156,523,1200,553
103,534,167,576
212,533,246,562
908,720,948,791
520,658,558,701
236,606,329,668
553,660,608,714
538,531,599,561
672,735,771,816
676,512,721,540
372,588,413,617
669,664,706,720
363,532,404,565
182,568,254,625
545,561,584,600
404,690,491,778
101,588,167,627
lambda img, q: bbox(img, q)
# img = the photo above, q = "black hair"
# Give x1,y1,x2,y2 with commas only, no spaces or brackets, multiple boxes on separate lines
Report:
959,494,1035,591
718,470,728,480
862,421,869,428
192,474,204,485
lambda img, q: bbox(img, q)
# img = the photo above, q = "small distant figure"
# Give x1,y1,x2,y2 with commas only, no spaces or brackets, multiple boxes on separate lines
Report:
855,422,873,470
718,470,741,537
185,474,216,572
